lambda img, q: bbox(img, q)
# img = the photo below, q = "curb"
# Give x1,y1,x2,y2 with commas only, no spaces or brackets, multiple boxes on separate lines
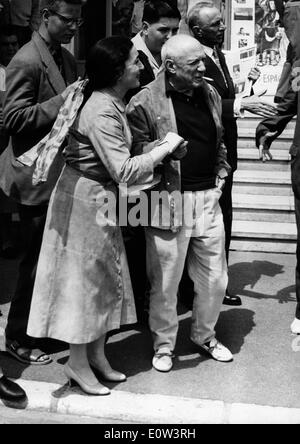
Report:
1,379,300,424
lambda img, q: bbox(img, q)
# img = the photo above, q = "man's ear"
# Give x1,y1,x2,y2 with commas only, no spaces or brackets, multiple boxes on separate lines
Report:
142,21,150,35
165,59,176,75
192,25,202,38
42,8,50,25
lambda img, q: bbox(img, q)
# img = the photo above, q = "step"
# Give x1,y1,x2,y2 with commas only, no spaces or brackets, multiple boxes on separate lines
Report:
238,127,295,139
232,182,292,196
238,139,292,150
237,119,296,131
232,194,295,211
233,208,296,224
232,220,297,240
237,160,290,172
230,238,296,253
237,148,290,161
234,170,291,185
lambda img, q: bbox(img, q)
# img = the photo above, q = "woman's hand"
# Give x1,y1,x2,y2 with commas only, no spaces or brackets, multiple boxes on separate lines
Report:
170,141,188,160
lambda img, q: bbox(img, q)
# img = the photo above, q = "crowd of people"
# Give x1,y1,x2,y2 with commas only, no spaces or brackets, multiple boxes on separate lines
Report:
0,0,299,408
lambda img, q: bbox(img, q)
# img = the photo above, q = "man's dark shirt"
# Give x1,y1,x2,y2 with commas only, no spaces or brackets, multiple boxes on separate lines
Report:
166,81,217,192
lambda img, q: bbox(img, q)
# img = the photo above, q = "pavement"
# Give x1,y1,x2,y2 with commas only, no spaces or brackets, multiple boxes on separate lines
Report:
0,250,300,424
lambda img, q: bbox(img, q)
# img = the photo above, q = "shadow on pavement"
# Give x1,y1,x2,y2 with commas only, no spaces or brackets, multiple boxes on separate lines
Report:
229,260,295,303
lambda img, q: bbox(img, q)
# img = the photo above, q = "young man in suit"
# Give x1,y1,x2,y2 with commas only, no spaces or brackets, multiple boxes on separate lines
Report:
131,0,181,93
0,0,82,365
187,2,277,306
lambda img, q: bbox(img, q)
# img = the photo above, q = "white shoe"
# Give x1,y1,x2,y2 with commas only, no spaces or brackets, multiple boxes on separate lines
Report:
152,349,174,372
198,338,233,362
291,318,300,335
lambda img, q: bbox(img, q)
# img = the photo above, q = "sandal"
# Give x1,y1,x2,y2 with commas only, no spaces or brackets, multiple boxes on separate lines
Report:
6,340,52,366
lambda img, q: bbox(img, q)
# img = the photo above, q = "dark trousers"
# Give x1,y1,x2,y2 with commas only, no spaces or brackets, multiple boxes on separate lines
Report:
5,204,47,347
219,173,233,264
294,195,300,319
123,225,148,320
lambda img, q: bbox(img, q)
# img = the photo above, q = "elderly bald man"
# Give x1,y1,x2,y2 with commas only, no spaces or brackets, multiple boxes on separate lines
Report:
127,34,233,372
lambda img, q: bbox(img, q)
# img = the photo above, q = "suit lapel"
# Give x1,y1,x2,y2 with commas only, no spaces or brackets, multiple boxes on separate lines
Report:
216,47,235,98
32,32,66,95
205,54,228,96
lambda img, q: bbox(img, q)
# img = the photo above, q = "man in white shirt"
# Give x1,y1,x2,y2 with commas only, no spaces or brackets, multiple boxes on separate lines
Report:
132,0,181,85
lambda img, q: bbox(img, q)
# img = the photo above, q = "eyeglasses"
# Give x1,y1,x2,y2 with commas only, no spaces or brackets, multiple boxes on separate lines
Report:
48,10,84,27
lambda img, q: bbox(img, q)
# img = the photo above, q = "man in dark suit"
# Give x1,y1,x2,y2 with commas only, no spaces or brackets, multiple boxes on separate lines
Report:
187,2,277,306
0,0,82,365
256,67,300,335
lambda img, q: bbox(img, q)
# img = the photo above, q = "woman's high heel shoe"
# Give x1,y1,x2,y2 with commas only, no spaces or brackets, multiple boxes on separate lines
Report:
64,363,110,396
90,361,127,383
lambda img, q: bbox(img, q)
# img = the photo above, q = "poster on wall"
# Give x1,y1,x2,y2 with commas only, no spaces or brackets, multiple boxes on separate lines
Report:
230,0,289,97
253,0,289,96
231,0,255,50
224,45,257,97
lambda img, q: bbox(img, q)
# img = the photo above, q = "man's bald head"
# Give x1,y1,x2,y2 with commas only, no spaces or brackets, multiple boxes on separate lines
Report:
161,34,206,92
188,2,216,29
161,34,202,64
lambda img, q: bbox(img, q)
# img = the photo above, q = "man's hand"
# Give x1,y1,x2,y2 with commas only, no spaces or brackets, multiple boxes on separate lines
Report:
258,131,277,162
248,67,261,84
171,141,188,160
61,78,82,101
215,175,226,191
241,94,278,117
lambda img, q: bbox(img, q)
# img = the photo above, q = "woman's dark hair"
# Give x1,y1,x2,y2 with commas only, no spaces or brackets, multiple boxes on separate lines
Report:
82,36,133,106
86,36,133,90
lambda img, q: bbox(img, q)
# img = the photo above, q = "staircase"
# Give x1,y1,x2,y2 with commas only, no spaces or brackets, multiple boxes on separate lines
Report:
231,114,297,253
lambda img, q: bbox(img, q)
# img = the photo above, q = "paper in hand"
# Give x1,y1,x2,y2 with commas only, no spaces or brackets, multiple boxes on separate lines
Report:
159,132,184,154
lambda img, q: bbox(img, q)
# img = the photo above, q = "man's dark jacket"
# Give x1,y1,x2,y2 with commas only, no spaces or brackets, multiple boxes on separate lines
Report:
256,76,300,198
204,46,238,172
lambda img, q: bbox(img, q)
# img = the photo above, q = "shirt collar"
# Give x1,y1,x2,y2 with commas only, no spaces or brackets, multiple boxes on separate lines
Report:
132,32,160,75
202,44,215,59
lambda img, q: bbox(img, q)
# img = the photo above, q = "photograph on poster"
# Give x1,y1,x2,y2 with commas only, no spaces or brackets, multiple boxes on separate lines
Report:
234,7,254,20
255,0,285,67
224,45,257,97
234,22,254,48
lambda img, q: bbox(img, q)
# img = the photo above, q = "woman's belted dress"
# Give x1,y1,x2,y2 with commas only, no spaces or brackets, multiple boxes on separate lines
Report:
27,90,155,344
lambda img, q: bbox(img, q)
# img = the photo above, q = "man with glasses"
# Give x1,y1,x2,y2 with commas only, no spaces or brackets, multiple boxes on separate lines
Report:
0,0,82,366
